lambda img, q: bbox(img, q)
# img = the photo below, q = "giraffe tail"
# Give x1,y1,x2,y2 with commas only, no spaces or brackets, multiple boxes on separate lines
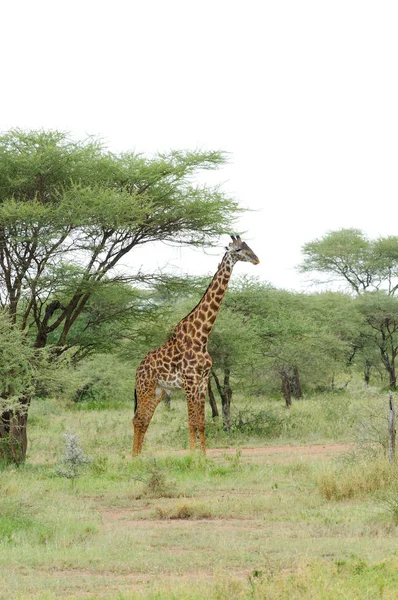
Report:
134,388,138,414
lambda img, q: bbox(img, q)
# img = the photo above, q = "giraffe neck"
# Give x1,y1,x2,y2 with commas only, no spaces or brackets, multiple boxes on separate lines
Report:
184,252,234,337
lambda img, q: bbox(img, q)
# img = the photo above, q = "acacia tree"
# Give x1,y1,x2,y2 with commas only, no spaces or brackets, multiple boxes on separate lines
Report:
300,229,398,387
300,228,398,295
0,129,239,462
355,293,398,389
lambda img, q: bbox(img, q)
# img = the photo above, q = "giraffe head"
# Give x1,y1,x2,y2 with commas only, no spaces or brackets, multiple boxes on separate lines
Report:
227,235,260,265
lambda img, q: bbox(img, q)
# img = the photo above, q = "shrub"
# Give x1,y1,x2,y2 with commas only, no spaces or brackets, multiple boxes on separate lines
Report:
55,432,92,489
133,460,178,498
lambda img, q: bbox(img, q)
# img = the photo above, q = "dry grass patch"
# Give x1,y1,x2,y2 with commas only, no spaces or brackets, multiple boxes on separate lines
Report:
318,455,398,501
153,501,213,520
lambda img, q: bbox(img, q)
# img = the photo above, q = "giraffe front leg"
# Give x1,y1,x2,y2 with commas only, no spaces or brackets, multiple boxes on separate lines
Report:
188,422,197,451
132,420,145,457
186,390,200,452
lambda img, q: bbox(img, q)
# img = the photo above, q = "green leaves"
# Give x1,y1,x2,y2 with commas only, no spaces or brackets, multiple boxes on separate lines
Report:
0,310,34,406
0,129,240,354
301,229,398,294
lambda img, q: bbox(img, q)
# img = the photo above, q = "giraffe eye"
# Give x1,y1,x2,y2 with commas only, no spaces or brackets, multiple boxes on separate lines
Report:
235,248,242,253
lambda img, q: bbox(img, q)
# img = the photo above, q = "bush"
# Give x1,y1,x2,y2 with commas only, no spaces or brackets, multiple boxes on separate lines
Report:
133,460,178,498
55,432,92,488
230,407,286,436
67,355,135,410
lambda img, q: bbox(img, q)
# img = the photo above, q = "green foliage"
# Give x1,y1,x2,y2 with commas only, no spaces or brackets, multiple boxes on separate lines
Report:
65,354,135,409
301,228,398,294
0,507,53,546
133,460,177,498
209,305,261,380
0,129,239,353
222,278,354,398
228,406,286,437
0,310,34,407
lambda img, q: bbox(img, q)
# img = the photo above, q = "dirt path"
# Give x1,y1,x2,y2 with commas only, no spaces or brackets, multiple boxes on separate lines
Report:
206,442,353,459
162,442,353,462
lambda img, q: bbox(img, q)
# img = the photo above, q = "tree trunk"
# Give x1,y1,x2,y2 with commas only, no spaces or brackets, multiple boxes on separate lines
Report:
389,368,396,390
207,379,219,418
380,348,397,390
364,360,372,386
281,369,292,408
0,396,30,464
221,369,232,431
34,300,64,348
292,365,302,399
388,392,396,464
212,369,232,431
383,361,397,389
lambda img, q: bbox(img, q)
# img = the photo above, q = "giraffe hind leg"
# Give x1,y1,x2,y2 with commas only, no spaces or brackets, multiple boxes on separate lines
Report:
185,384,207,454
132,383,164,456
185,373,210,454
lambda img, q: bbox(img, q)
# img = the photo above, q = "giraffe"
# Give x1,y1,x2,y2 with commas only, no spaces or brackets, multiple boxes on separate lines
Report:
132,235,260,456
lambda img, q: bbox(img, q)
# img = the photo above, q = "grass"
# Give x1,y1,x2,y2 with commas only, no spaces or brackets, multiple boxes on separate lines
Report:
1,383,398,598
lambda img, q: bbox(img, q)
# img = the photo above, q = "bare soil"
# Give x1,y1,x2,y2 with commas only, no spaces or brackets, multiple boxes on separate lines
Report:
206,442,352,458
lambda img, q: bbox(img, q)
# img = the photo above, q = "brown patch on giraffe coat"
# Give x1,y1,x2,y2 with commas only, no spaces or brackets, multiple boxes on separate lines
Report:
209,300,218,312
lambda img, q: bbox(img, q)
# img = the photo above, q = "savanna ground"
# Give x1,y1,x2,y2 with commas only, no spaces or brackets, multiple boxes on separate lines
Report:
2,383,398,599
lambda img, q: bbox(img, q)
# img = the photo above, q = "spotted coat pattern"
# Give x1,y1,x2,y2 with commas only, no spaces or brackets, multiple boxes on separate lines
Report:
132,236,259,456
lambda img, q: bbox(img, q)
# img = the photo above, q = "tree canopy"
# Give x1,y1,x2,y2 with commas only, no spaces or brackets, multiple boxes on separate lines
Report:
0,129,239,351
300,228,398,294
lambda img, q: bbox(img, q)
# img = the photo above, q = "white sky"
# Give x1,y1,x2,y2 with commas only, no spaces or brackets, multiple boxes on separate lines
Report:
1,0,398,291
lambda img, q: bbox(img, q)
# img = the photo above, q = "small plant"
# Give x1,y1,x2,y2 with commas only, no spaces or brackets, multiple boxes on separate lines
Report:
55,432,92,489
133,460,177,498
222,448,242,469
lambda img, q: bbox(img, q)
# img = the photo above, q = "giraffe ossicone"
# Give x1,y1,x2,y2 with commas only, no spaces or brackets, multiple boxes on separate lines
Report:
132,235,259,456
